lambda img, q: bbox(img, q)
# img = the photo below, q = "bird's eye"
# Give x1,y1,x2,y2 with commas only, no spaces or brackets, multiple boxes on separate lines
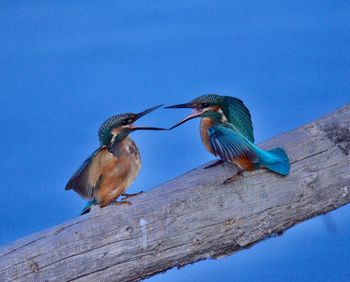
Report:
202,103,210,108
122,119,129,125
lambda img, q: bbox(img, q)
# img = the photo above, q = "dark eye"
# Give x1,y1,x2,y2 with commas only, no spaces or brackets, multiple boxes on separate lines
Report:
202,103,210,108
122,119,129,125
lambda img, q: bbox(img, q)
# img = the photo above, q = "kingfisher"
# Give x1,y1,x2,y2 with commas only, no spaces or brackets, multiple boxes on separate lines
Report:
166,94,290,183
65,105,165,215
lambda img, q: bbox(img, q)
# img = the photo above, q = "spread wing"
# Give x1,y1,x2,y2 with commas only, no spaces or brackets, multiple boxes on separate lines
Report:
65,146,108,200
222,96,254,143
208,125,258,162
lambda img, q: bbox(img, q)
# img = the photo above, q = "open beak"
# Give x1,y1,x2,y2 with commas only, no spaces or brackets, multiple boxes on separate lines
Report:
132,126,166,131
136,104,163,119
165,103,202,130
164,103,194,109
131,104,166,131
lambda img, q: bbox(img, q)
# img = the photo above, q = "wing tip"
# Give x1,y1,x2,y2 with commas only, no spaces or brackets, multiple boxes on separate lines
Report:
65,184,72,191
65,177,76,190
65,183,71,190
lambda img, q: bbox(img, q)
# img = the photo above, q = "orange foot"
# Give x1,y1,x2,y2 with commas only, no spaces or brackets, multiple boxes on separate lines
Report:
113,200,131,206
223,170,244,185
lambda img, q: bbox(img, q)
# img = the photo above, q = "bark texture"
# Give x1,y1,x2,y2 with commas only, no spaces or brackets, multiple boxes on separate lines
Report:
1,104,350,282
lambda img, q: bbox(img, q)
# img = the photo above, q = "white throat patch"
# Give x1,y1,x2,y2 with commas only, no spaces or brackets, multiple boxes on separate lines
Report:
218,108,228,123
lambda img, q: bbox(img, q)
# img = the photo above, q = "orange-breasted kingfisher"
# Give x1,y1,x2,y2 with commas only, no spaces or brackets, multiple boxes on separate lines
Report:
166,94,290,183
65,105,165,215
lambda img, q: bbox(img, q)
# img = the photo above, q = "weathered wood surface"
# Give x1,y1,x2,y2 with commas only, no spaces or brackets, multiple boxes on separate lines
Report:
1,104,350,282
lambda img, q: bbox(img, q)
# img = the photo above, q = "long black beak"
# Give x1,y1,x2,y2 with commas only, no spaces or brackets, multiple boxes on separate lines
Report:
165,102,203,130
132,104,166,131
164,103,193,109
132,126,166,131
136,104,163,119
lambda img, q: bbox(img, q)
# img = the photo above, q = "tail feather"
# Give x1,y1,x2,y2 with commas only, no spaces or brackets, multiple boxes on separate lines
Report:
80,199,97,215
258,147,290,176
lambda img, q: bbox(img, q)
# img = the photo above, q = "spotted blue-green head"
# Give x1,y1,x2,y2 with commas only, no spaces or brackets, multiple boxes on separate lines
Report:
98,105,165,145
165,94,225,129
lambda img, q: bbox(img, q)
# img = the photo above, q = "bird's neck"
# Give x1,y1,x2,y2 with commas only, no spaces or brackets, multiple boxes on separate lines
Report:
110,127,132,144
202,109,227,123
99,127,130,146
111,136,139,158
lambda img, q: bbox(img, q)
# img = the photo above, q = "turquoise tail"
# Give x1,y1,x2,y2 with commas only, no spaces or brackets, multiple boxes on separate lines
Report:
80,199,97,215
257,147,290,176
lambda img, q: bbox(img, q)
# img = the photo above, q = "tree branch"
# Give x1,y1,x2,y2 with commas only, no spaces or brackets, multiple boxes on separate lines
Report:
1,104,350,282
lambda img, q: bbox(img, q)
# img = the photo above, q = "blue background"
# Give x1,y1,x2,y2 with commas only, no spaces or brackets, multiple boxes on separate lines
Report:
1,1,349,281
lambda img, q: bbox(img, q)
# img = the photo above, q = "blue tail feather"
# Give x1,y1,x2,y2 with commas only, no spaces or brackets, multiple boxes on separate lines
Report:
80,199,97,215
258,147,290,176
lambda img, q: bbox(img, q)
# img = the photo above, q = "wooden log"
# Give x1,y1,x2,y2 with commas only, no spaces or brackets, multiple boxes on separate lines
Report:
0,104,349,282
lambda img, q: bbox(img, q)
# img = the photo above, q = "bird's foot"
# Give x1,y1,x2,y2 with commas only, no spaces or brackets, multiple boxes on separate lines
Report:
113,200,132,206
204,160,225,169
223,170,244,185
121,191,143,200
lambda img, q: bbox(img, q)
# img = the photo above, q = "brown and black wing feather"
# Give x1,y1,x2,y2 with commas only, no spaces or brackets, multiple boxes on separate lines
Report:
65,146,107,200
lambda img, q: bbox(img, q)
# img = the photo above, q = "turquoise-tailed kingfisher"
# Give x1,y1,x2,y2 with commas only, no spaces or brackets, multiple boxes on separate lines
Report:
166,94,290,183
65,105,165,215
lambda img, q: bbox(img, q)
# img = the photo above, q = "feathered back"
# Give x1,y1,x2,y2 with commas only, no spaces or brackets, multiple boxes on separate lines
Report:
222,96,254,143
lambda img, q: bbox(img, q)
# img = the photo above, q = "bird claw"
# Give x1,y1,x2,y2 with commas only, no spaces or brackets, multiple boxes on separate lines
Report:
121,191,143,200
204,160,224,169
113,200,132,206
223,170,244,185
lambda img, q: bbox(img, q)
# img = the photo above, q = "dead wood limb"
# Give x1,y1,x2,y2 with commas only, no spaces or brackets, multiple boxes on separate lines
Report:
0,104,349,282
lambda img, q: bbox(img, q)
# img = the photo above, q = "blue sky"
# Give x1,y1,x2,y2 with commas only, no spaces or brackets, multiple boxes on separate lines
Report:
0,1,349,281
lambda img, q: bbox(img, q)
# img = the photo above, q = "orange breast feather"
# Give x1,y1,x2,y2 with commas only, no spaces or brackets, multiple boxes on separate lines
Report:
200,118,215,155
